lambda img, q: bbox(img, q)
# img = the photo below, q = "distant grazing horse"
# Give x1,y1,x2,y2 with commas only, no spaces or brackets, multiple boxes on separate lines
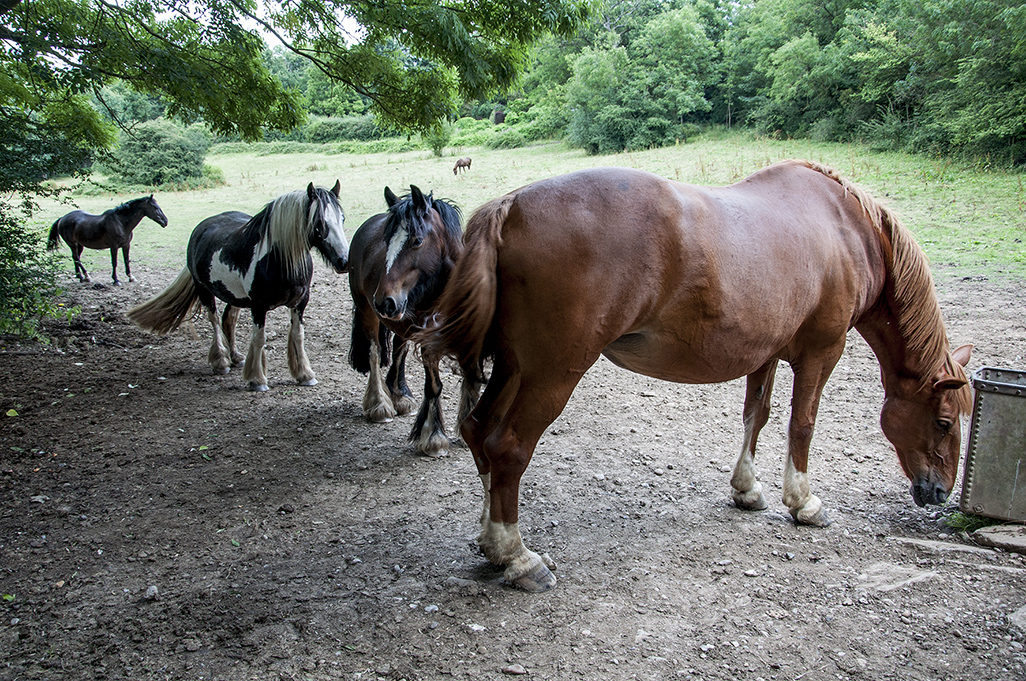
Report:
417,160,974,591
47,195,168,285
453,158,472,175
348,185,474,456
128,182,348,392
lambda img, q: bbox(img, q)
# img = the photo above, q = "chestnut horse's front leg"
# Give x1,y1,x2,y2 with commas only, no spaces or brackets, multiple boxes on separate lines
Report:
781,346,845,526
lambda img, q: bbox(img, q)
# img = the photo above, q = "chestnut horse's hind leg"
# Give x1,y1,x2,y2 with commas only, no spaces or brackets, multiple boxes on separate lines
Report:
243,308,270,391
221,305,245,367
731,360,778,511
286,303,317,386
409,353,450,457
467,355,589,592
781,346,845,527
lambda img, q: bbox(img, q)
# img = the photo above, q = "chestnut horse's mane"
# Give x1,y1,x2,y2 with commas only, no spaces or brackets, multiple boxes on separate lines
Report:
798,160,970,411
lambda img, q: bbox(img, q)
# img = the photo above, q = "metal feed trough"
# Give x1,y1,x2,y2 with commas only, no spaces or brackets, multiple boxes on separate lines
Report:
960,366,1026,523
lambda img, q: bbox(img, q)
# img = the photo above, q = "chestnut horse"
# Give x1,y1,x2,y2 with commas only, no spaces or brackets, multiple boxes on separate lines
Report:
453,157,472,175
417,160,973,591
348,185,474,456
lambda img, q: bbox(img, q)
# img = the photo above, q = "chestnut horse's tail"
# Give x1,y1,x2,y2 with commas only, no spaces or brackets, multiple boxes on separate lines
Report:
417,193,515,381
126,267,199,335
46,219,61,250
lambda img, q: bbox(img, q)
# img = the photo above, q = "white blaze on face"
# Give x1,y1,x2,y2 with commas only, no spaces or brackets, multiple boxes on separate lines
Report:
209,237,271,300
313,199,348,257
384,222,408,274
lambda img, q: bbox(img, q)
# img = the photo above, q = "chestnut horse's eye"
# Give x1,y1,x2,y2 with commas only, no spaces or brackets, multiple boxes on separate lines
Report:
935,418,953,434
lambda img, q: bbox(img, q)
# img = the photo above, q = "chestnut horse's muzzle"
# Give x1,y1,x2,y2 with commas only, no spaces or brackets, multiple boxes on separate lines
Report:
911,478,949,507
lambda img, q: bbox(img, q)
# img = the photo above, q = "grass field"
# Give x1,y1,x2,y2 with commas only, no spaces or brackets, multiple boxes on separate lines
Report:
32,132,1026,278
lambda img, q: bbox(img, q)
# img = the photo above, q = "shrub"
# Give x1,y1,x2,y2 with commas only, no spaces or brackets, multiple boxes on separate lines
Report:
306,115,383,143
112,119,205,186
0,206,72,339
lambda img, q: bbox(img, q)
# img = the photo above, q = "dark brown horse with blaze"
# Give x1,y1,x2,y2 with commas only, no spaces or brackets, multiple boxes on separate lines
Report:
416,160,973,592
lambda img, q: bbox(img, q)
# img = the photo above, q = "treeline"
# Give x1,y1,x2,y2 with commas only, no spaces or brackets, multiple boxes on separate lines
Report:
497,0,1026,162
96,0,1026,165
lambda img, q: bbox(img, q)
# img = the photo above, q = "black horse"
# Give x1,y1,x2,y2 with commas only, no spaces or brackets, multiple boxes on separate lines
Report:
47,195,168,285
128,182,348,392
348,185,477,456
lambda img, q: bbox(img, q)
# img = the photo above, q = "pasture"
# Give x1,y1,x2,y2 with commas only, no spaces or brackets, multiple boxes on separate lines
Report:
3,137,1026,679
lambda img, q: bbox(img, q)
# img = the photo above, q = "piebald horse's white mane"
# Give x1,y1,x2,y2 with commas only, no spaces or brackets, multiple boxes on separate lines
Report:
262,188,339,281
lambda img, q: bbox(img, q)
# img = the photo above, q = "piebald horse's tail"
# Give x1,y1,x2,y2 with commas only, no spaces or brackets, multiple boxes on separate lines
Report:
46,219,61,251
126,268,199,335
416,193,515,381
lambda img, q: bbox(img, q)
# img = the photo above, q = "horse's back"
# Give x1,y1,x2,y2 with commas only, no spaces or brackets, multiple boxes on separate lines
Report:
489,163,887,383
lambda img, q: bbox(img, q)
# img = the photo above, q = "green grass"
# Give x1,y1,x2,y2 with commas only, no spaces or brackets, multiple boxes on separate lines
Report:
31,132,1026,278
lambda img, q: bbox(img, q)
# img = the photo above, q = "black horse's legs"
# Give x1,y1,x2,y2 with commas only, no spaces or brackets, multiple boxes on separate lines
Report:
385,338,416,416
72,244,90,282
109,247,121,285
410,355,450,457
242,308,270,392
220,305,245,366
363,325,397,423
122,244,135,283
286,299,316,386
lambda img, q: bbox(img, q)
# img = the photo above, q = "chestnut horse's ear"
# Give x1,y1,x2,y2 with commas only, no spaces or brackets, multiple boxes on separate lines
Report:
331,179,341,198
384,187,399,207
952,344,973,367
934,344,973,391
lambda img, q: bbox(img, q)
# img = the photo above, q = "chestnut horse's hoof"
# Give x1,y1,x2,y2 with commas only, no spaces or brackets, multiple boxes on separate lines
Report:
212,365,230,375
298,378,318,386
509,562,557,592
732,483,769,511
790,496,832,527
248,382,269,392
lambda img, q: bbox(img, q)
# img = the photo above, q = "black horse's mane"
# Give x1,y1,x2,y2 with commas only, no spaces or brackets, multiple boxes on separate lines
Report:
385,193,463,242
112,196,151,214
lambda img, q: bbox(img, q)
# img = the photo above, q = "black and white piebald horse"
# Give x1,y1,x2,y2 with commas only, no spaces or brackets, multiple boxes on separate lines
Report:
128,182,348,391
348,185,477,456
47,195,168,285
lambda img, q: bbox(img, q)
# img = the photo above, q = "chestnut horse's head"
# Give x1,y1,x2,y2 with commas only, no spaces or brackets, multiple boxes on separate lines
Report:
879,344,973,506
374,185,462,321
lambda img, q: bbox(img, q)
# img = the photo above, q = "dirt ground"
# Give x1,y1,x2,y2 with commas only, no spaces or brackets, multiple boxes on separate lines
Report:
2,261,1026,681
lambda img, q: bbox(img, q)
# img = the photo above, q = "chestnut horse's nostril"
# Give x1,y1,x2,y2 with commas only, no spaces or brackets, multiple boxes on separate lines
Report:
911,479,948,507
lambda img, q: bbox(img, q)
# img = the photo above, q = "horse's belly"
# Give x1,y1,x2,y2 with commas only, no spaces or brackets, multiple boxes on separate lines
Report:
601,329,779,384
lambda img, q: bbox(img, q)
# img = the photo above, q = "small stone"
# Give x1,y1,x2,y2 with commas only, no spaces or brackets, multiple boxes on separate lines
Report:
502,664,528,675
144,585,159,601
593,473,606,481
653,468,665,476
